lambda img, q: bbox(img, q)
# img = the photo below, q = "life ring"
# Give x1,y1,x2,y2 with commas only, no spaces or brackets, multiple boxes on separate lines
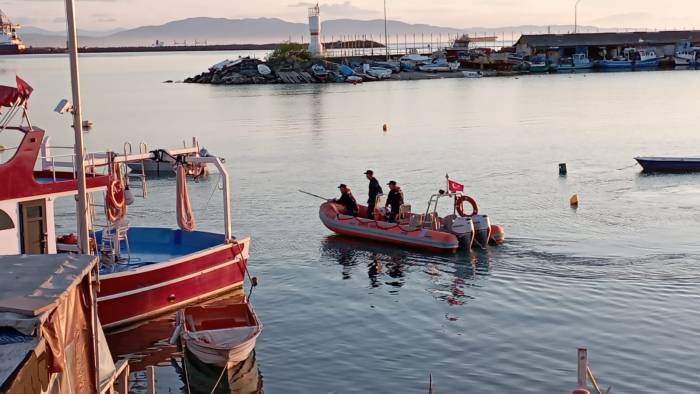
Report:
105,162,127,223
107,179,125,209
455,195,478,217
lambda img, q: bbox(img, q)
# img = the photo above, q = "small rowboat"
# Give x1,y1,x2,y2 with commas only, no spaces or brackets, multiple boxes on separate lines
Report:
176,302,262,367
635,156,700,173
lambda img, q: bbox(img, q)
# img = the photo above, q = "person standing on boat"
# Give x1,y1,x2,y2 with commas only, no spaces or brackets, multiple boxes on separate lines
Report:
364,170,383,219
385,181,404,223
332,184,359,216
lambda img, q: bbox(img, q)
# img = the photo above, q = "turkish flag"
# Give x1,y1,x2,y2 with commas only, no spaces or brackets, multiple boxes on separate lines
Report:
16,75,33,102
448,180,464,193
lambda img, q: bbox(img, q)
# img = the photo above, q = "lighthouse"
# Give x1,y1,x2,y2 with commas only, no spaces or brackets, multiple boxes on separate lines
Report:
308,3,322,55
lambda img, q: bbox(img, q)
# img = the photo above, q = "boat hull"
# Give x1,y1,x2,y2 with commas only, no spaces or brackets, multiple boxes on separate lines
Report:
98,238,250,329
597,59,659,69
319,202,459,253
635,157,700,173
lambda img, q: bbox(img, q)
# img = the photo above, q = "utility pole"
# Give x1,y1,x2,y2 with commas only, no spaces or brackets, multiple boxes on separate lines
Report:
574,0,582,33
383,0,389,60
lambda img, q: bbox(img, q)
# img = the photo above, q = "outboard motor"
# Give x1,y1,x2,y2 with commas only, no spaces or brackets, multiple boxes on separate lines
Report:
472,214,492,248
450,216,475,250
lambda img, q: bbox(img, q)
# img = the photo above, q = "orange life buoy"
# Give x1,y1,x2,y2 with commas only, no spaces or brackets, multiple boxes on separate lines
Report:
105,162,127,223
455,195,478,217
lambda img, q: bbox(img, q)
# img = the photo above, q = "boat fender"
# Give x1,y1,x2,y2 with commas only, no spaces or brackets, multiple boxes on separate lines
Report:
489,224,505,245
455,195,478,217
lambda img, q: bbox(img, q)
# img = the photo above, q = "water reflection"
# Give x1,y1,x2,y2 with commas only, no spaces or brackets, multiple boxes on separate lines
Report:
105,290,263,393
321,235,493,305
180,350,263,394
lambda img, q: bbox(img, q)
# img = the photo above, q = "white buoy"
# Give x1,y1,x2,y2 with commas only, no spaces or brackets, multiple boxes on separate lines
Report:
307,4,322,56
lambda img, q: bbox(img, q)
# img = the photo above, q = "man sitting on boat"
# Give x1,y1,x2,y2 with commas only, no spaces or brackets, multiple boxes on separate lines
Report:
385,181,404,223
364,170,383,219
332,184,359,216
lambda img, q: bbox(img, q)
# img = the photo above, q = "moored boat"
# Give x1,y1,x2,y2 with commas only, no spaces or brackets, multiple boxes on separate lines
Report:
596,48,659,69
176,302,262,367
557,53,592,71
0,77,251,329
634,156,700,173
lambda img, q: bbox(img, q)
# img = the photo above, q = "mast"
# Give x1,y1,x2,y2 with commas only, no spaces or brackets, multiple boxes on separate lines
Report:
383,0,389,60
64,0,90,255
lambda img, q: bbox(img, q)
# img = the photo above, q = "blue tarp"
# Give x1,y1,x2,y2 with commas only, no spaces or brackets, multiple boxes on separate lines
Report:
338,65,354,76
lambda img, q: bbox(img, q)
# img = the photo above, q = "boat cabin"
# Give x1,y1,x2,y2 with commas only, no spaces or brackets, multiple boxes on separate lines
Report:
0,126,110,255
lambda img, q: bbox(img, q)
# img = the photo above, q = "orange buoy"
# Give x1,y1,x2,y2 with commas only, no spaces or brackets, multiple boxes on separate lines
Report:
570,194,579,207
489,224,505,245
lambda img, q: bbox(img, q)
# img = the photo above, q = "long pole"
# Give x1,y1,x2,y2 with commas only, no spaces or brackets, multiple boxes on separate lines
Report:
65,0,97,388
383,0,389,60
64,0,89,255
574,0,582,33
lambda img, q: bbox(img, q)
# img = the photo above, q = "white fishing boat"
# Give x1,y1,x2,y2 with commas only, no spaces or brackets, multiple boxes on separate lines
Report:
176,302,263,367
673,40,699,66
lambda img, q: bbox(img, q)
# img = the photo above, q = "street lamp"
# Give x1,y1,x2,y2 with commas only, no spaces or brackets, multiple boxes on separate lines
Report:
574,0,583,33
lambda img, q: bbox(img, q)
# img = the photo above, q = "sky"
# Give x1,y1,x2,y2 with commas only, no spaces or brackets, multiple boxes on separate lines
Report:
5,0,700,32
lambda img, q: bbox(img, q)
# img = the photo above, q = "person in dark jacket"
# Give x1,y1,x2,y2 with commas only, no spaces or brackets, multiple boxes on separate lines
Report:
332,184,358,216
364,170,383,219
385,181,404,223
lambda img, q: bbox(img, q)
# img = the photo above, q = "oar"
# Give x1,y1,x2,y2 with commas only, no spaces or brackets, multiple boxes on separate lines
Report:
298,189,330,201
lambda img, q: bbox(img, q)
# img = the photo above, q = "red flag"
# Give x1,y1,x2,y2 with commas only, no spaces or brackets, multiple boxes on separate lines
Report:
448,179,464,193
16,75,33,102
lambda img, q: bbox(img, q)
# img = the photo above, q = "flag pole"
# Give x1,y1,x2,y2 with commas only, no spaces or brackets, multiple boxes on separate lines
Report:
64,0,90,256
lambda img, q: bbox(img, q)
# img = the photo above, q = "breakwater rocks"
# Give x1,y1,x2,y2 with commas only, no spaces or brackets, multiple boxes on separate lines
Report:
184,55,480,85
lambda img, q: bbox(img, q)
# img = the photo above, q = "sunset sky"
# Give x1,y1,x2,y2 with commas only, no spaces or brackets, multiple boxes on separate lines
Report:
7,0,700,31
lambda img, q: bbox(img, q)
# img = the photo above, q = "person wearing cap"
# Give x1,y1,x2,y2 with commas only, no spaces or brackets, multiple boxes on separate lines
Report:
364,170,383,219
332,184,358,216
385,181,404,223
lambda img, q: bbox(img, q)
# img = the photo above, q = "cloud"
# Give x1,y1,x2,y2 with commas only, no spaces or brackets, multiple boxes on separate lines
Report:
288,1,380,18
96,17,117,22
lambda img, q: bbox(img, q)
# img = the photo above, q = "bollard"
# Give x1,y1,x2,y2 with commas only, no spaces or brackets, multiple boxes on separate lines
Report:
559,163,567,176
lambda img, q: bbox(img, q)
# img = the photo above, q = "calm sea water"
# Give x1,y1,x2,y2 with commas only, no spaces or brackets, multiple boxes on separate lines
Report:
3,51,700,393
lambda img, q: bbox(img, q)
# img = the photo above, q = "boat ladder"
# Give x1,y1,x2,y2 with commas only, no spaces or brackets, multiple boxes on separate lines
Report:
123,142,148,198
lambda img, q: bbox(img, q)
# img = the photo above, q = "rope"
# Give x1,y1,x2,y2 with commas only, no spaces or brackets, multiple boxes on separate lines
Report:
181,343,192,394
199,174,223,215
617,162,639,170
209,364,228,394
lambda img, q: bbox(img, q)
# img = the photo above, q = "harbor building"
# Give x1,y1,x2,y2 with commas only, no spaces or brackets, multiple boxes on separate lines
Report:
515,30,700,61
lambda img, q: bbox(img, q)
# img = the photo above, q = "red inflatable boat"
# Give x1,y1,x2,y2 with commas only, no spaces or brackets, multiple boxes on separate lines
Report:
319,191,505,253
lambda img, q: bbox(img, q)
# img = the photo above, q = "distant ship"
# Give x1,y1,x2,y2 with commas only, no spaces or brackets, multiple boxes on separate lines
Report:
0,10,25,54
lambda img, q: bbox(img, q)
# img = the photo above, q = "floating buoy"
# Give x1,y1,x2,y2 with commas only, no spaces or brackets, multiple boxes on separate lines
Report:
559,162,567,176
382,123,388,132
572,389,590,394
489,224,505,245
570,194,579,207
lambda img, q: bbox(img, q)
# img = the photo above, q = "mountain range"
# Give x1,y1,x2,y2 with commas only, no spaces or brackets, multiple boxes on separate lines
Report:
21,17,611,48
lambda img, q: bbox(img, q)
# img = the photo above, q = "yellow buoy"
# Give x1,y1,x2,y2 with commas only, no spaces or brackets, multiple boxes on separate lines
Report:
570,194,579,207
382,123,388,132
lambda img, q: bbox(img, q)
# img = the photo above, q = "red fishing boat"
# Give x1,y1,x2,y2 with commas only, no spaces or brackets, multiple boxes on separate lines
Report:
0,77,250,329
318,179,505,253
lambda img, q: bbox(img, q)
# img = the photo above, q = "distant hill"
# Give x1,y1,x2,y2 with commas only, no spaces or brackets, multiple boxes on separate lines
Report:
20,17,622,48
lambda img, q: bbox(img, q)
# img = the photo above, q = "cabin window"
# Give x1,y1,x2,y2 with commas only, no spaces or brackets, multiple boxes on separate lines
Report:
0,209,14,230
